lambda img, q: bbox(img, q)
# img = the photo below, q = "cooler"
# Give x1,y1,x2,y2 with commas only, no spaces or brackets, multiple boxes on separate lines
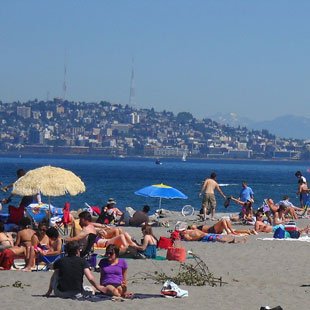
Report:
284,221,296,232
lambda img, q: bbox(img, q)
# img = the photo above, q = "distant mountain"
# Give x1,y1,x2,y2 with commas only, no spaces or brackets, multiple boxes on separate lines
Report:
210,113,310,140
210,112,253,128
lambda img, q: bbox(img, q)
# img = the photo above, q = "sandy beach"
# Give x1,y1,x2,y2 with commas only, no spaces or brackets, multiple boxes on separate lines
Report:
1,213,310,310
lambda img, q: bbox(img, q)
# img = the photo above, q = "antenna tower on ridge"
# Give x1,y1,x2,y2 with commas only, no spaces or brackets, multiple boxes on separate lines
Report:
129,57,135,107
63,56,67,101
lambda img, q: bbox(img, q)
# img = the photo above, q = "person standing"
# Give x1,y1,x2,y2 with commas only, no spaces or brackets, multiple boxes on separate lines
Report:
199,172,226,221
238,182,254,202
296,171,307,207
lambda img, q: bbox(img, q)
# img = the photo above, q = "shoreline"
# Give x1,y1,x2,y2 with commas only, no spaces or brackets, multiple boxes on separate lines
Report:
0,152,307,163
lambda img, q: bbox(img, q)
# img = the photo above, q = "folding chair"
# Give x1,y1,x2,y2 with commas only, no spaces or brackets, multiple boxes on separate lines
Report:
36,243,65,271
80,233,97,269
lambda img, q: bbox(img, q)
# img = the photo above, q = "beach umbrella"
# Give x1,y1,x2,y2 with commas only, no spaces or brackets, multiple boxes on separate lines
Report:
134,184,188,208
12,165,86,224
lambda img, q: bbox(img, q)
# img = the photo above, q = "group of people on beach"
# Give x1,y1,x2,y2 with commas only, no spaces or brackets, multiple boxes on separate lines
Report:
1,167,310,299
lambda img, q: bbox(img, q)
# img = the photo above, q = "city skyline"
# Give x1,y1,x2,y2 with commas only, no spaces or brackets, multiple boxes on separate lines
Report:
1,1,310,122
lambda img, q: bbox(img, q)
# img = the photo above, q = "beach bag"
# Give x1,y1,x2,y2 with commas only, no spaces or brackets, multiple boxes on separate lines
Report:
289,230,300,239
161,280,188,298
273,227,285,239
8,205,24,224
157,236,173,249
166,238,186,262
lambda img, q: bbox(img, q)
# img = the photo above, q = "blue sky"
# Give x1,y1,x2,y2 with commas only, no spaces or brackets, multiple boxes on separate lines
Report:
1,1,310,121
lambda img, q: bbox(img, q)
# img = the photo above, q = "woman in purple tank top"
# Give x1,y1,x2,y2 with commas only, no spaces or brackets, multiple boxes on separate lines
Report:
98,244,133,298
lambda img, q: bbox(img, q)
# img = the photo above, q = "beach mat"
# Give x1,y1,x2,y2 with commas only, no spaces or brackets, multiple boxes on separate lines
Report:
257,236,310,242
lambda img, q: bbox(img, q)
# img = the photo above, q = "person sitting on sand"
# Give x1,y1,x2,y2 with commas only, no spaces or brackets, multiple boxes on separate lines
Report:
266,198,298,219
129,205,151,227
180,228,247,244
0,222,26,270
15,217,35,248
190,218,257,236
254,211,309,234
97,244,133,298
0,221,14,250
45,241,104,298
254,212,273,233
230,197,254,223
97,198,123,225
23,226,62,271
129,225,158,258
65,211,97,252
95,231,137,250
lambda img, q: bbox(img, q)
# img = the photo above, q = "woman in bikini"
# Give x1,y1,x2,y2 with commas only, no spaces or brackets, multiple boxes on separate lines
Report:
191,218,257,235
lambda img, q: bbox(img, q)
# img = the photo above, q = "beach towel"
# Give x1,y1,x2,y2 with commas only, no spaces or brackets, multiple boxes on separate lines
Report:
257,236,310,242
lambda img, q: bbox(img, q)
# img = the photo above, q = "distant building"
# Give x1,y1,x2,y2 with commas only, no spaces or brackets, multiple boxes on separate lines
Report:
17,106,31,119
130,112,140,124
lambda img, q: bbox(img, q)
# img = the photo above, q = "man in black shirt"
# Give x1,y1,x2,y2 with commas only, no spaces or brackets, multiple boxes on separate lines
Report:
129,205,151,227
45,241,103,298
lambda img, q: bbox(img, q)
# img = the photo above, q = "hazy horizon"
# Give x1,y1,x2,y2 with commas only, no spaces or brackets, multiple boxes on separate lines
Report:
1,1,310,122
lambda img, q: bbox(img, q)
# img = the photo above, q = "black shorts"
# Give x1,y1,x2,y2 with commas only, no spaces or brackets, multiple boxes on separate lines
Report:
103,283,121,288
207,226,216,234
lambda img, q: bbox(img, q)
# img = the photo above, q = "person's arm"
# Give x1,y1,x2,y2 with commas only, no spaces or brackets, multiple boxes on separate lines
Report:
230,196,243,205
216,184,226,199
46,238,62,256
132,235,149,251
65,230,88,242
15,232,21,246
254,221,260,232
122,268,128,286
31,234,39,247
199,180,207,198
84,268,104,293
45,269,58,297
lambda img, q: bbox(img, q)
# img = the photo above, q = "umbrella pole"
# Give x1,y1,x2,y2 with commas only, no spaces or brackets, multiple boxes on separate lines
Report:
48,196,51,227
159,197,162,209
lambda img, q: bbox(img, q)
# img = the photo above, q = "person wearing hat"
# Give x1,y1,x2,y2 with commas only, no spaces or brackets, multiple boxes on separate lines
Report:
97,198,123,225
238,182,254,203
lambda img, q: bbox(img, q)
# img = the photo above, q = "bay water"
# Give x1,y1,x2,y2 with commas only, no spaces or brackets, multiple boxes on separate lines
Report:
0,156,309,215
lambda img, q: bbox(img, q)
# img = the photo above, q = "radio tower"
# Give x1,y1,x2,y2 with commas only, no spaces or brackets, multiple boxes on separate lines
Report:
129,57,135,107
63,57,67,101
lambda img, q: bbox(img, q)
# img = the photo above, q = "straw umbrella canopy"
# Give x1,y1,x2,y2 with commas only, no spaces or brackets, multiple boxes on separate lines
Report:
12,166,86,223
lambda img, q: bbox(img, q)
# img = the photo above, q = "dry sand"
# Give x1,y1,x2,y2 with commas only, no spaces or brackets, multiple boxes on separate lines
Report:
1,212,310,310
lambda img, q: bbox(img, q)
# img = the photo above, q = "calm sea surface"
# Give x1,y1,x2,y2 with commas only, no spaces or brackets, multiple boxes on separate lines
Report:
0,156,309,214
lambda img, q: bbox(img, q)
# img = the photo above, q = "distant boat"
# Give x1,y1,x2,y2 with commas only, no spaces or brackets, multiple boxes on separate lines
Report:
182,152,187,162
155,159,162,165
118,155,125,158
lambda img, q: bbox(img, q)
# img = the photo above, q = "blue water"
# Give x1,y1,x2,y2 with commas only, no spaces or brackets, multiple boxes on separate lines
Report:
0,156,308,214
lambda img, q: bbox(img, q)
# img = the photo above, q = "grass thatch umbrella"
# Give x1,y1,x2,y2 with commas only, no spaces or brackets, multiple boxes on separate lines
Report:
12,166,86,224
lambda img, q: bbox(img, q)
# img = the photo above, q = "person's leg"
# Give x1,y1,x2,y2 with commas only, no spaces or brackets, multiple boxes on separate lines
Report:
210,195,217,221
23,247,36,271
202,195,208,221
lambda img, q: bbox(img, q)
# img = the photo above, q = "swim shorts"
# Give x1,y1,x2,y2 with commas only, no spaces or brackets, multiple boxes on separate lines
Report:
201,234,223,242
202,193,216,214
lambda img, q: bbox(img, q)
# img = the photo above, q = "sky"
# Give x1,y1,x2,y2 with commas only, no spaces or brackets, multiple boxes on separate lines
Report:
1,1,310,121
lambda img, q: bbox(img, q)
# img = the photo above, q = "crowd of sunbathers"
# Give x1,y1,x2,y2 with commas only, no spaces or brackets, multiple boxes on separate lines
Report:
1,169,310,299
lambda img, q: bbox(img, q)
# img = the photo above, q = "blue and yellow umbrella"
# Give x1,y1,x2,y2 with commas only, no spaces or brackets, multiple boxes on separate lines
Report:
135,184,188,208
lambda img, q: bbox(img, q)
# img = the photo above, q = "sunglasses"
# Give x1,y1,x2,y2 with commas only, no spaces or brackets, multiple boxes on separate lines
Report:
106,251,114,256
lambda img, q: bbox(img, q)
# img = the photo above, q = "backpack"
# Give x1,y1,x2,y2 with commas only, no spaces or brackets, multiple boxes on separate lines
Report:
273,227,285,239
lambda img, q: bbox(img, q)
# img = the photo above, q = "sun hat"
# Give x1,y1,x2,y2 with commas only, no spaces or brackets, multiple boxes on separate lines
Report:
107,198,116,204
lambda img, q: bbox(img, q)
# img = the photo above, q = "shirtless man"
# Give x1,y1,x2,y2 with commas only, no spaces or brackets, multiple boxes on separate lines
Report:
199,172,226,221
65,211,97,252
180,228,247,243
266,198,298,219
